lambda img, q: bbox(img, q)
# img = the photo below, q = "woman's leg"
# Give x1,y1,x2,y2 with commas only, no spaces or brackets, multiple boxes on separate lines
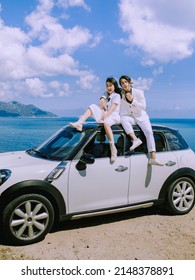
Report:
104,122,117,163
69,104,102,131
103,115,121,163
69,108,92,131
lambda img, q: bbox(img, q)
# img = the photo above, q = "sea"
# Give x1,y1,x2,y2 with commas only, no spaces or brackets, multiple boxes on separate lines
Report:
0,117,195,153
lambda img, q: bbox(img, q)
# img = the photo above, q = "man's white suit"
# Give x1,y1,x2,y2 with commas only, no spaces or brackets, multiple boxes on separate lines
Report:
120,88,156,152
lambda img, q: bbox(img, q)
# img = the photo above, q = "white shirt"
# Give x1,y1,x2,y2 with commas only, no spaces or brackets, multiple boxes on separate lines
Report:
101,92,121,116
120,88,148,121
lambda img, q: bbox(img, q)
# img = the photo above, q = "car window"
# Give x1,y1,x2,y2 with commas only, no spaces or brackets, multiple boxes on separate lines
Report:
165,131,189,151
115,134,125,156
84,132,108,158
84,131,125,158
124,131,166,154
154,133,166,152
124,131,147,154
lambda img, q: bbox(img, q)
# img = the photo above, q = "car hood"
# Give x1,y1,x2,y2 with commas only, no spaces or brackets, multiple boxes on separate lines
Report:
0,151,65,193
0,150,59,169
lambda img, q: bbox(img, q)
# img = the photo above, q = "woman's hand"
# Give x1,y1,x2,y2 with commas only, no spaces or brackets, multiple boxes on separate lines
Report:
99,98,106,110
98,110,105,123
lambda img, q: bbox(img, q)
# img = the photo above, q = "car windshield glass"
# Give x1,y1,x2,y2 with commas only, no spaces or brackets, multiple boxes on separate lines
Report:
31,126,85,160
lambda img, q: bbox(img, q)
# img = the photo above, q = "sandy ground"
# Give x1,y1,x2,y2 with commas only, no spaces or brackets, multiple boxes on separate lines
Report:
0,206,195,260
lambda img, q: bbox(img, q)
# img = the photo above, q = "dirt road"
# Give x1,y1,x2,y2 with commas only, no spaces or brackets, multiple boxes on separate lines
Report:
0,206,195,260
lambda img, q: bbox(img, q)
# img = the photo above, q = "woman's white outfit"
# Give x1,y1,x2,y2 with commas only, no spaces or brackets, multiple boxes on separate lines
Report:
69,92,121,162
120,88,156,153
89,92,121,125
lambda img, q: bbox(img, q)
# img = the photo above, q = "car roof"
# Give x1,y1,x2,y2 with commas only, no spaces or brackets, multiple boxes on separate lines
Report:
81,121,178,133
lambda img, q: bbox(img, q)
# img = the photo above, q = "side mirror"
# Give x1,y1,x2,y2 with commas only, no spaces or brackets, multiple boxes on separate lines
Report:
76,153,95,170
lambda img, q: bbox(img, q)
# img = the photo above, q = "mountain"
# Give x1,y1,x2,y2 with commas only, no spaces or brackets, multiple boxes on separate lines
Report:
0,101,57,117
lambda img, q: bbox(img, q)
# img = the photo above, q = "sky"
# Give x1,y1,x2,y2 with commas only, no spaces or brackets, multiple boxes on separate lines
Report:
0,0,195,118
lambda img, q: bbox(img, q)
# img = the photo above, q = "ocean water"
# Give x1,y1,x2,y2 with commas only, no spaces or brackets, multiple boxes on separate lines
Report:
0,117,195,153
0,117,75,153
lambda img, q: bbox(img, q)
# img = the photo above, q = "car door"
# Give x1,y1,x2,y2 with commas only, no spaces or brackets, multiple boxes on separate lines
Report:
128,131,179,203
68,132,130,213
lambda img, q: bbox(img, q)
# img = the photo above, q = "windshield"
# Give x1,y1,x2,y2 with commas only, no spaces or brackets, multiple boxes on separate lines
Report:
28,126,85,160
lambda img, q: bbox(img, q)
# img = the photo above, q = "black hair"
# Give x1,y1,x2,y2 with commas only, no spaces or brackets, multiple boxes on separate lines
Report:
106,77,122,95
119,75,132,86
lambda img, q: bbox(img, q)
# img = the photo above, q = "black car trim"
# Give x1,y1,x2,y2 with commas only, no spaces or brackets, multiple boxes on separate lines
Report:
0,180,66,220
158,167,195,200
30,123,189,161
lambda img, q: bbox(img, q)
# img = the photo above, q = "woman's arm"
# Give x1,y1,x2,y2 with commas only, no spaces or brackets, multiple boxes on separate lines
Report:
103,103,118,120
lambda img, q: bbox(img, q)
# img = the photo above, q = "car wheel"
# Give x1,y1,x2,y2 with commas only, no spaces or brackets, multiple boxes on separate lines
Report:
166,177,195,215
2,194,54,245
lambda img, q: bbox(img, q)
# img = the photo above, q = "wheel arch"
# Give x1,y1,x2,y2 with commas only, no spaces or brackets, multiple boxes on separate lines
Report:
0,180,66,222
158,167,195,200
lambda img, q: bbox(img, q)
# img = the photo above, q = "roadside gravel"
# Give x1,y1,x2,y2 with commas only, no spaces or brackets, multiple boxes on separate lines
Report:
1,206,195,260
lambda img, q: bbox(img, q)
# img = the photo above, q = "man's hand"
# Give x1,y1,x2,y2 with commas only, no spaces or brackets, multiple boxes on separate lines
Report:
125,92,133,102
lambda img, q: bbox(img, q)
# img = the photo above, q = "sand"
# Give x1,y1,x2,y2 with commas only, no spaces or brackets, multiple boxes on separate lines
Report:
0,206,195,260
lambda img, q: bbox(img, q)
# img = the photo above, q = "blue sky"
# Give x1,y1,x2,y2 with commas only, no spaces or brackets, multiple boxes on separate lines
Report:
0,0,195,118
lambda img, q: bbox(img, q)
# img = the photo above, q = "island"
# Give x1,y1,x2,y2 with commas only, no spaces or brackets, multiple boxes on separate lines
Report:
0,101,57,117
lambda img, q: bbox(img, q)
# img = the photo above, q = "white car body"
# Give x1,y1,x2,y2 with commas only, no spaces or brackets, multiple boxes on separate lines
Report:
0,123,195,245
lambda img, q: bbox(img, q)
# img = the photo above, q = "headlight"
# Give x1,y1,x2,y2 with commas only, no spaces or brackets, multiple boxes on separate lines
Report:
0,169,11,186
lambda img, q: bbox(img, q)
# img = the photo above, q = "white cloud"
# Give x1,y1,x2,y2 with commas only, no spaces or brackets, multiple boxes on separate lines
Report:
153,66,164,76
0,82,11,100
0,19,30,80
58,83,70,96
26,47,80,76
0,81,25,100
132,77,153,91
49,81,70,96
141,59,155,67
89,32,103,48
49,80,61,89
0,0,99,101
57,0,91,12
25,2,93,53
25,78,53,98
118,0,195,64
76,72,99,90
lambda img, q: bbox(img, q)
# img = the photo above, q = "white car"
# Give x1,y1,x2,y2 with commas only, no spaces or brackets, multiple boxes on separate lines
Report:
0,123,195,245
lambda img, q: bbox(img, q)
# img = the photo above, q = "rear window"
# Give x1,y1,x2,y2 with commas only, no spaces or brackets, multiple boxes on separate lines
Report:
165,131,189,151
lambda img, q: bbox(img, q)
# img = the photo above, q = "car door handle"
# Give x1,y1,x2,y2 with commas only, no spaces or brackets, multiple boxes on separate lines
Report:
115,165,128,172
165,161,176,166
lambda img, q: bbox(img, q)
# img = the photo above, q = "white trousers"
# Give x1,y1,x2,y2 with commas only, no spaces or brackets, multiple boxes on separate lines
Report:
121,115,156,152
89,104,120,126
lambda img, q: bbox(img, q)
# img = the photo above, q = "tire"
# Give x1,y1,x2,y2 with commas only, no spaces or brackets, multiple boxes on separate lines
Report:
166,177,195,215
2,194,54,245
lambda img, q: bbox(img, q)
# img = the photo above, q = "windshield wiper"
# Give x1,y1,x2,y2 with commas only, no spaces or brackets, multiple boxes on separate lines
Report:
26,148,50,159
